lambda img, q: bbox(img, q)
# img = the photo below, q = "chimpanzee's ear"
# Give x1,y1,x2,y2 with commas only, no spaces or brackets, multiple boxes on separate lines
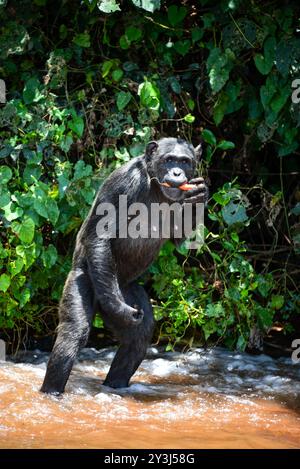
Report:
194,143,202,160
145,141,158,160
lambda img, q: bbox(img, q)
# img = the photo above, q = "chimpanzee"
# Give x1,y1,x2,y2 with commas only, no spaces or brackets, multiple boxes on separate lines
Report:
41,137,208,394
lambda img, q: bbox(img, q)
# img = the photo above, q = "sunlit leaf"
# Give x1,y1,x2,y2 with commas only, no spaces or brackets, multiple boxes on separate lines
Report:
0,273,10,292
97,0,120,13
131,0,160,13
11,216,35,244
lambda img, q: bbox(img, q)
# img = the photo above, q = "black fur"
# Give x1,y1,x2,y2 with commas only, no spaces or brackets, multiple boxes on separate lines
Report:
41,137,208,394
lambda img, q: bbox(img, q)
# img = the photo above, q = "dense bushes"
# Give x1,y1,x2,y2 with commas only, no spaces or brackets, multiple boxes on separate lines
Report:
0,0,299,350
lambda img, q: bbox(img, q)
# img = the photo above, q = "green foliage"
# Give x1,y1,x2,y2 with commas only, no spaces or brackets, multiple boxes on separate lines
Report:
0,0,299,349
0,90,101,331
151,181,290,350
138,80,161,112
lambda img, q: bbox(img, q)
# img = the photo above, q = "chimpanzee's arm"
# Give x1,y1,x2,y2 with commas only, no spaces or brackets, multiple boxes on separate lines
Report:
86,239,144,325
171,177,208,247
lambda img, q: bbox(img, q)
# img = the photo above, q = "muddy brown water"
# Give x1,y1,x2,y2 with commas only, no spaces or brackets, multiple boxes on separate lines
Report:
0,347,299,449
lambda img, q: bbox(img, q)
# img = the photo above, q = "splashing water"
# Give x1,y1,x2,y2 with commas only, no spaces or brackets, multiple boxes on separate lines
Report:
0,346,299,448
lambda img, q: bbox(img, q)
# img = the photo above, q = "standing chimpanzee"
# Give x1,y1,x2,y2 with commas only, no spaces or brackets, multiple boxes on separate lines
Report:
41,137,208,394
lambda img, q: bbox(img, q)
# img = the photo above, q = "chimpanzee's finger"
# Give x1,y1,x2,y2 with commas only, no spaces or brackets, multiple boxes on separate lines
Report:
184,184,207,198
184,193,207,204
189,177,205,185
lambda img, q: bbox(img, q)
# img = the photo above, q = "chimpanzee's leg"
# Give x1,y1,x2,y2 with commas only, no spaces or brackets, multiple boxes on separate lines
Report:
103,283,154,388
41,268,94,394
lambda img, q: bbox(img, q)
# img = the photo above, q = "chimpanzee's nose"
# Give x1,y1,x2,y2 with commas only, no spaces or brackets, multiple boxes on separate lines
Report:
173,169,181,177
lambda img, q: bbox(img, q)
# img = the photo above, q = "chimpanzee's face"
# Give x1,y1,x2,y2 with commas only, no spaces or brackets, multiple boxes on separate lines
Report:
146,138,201,201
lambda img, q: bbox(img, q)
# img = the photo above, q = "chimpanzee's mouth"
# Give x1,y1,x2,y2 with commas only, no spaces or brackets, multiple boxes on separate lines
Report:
160,184,185,201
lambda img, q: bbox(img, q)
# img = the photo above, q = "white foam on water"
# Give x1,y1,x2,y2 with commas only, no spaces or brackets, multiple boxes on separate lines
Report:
147,358,188,377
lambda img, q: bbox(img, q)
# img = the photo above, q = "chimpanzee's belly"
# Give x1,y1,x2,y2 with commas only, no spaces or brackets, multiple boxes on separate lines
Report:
113,237,165,285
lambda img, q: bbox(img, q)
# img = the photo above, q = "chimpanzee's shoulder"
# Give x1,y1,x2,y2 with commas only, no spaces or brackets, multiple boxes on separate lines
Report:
108,155,146,180
95,155,148,203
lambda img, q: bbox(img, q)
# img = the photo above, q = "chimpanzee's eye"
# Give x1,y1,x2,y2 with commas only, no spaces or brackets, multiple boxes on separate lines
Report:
166,156,173,163
182,158,190,165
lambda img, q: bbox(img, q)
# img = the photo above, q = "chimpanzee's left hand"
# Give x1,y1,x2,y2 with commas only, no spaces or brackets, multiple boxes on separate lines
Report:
183,177,209,205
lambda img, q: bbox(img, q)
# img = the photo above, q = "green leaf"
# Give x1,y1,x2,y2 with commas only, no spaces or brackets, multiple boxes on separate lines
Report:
254,51,273,75
256,306,274,328
260,75,276,110
18,287,31,308
23,78,43,105
0,273,10,292
206,303,225,318
8,258,24,278
119,35,131,49
138,80,161,111
125,26,142,42
275,38,300,77
116,91,132,111
254,36,276,75
41,244,58,269
73,160,93,180
257,274,273,298
202,129,216,146
212,192,230,206
11,216,35,244
93,313,104,329
277,141,299,157
217,140,235,150
203,320,218,341
33,187,59,225
213,92,229,125
2,202,23,221
60,135,73,153
173,40,191,56
207,48,235,94
97,0,120,13
270,86,290,114
68,116,84,137
183,113,195,123
236,334,247,351
101,60,114,78
131,0,160,13
167,5,187,26
191,27,203,43
73,33,90,48
33,195,48,219
254,54,268,74
270,295,284,310
112,69,123,82
0,145,13,159
59,24,68,39
222,200,248,226
16,244,37,269
229,257,253,275
23,165,42,185
0,166,12,184
46,198,59,225
0,191,10,207
231,232,239,243
187,99,195,111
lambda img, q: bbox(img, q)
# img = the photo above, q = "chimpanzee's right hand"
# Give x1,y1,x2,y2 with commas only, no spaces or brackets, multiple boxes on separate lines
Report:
120,304,144,326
